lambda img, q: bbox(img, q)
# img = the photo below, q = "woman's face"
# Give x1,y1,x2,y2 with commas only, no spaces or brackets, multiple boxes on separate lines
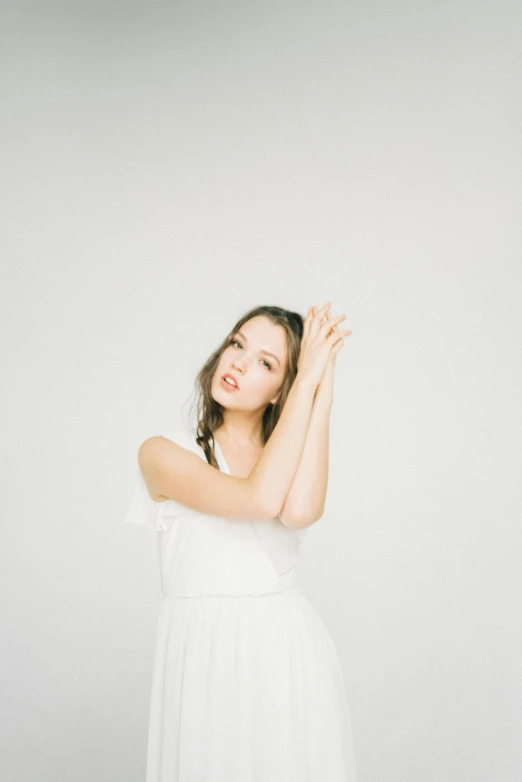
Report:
212,316,288,410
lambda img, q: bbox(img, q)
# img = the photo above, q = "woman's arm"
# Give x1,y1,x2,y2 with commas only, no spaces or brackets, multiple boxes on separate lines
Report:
277,303,350,529
276,393,332,529
247,303,347,518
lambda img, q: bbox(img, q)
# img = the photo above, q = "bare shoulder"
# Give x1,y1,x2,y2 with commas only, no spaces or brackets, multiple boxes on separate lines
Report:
138,435,199,501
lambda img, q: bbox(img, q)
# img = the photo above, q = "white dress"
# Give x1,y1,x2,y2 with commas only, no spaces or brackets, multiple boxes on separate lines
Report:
125,426,358,782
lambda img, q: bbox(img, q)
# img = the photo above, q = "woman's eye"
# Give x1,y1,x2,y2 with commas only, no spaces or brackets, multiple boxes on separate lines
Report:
231,340,270,369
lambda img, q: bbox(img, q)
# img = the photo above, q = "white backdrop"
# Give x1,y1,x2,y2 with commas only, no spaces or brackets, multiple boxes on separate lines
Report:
1,1,521,780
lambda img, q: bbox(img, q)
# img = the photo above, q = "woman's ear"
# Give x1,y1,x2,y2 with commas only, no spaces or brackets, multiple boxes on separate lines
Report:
270,378,286,406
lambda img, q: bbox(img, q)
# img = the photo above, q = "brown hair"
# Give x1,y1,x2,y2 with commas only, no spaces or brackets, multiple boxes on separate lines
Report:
185,305,304,469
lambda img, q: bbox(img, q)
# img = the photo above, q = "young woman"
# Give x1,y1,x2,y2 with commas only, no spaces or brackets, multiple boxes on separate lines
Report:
125,302,357,781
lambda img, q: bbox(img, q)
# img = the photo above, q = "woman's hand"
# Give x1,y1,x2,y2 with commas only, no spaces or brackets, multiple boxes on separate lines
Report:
313,303,352,404
297,302,350,390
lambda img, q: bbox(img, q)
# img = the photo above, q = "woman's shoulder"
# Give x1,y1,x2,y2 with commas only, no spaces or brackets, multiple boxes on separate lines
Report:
160,425,206,460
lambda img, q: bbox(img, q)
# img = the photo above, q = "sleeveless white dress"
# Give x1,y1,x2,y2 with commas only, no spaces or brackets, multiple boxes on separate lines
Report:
125,426,358,781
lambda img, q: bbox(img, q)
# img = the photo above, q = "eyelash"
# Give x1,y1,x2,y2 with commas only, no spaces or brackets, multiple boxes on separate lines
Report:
231,340,272,370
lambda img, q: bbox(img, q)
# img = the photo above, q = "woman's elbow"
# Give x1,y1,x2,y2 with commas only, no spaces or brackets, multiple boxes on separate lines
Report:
279,508,323,529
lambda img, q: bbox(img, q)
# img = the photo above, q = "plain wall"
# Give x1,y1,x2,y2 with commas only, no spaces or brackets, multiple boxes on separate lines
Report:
1,1,521,780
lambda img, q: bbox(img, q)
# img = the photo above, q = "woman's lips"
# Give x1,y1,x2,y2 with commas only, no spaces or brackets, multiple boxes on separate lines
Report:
220,375,239,392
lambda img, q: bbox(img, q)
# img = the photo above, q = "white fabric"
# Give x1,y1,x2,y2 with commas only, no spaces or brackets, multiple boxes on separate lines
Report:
125,426,358,781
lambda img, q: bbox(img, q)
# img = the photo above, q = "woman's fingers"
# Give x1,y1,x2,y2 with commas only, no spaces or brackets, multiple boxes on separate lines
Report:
325,307,340,336
308,303,351,345
328,328,352,346
309,302,332,335
320,313,346,336
308,304,320,336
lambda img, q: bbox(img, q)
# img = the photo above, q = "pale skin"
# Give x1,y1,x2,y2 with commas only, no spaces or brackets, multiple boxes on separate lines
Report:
276,303,352,527
213,303,351,527
138,303,351,528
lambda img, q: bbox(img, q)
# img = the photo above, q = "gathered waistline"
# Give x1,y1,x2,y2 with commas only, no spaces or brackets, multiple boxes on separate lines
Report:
162,585,299,600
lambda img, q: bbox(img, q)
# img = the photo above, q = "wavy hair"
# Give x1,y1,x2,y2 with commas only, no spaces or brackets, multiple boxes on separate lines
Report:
185,305,304,469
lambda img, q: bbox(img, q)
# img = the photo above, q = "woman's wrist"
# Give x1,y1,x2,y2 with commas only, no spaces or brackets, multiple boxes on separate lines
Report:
293,370,318,396
314,385,334,409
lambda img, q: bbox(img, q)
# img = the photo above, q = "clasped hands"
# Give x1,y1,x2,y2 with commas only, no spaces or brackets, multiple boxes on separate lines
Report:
308,301,352,403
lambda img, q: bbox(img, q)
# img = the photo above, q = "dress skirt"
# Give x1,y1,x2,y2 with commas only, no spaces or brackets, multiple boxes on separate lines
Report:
145,586,358,782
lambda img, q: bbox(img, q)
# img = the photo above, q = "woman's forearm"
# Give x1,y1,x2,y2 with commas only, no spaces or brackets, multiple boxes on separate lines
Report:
277,395,332,527
248,372,316,517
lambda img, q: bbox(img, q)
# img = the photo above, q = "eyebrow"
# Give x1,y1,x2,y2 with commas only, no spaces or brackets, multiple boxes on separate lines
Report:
235,330,281,366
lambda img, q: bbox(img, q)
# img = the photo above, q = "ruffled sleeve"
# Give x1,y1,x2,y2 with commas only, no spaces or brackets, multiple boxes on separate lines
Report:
124,427,205,532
